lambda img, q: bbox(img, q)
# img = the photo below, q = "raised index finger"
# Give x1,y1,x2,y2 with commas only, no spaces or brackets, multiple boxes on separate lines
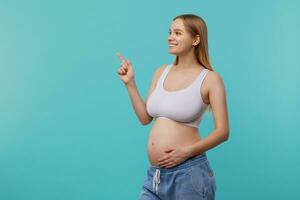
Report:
116,52,126,63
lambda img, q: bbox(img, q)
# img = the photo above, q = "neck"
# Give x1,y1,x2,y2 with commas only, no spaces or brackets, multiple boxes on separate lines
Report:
174,49,199,70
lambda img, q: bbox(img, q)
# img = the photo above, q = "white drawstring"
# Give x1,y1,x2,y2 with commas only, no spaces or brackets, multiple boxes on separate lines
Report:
152,169,160,194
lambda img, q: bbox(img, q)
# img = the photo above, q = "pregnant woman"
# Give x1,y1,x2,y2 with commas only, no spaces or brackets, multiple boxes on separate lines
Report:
117,14,230,200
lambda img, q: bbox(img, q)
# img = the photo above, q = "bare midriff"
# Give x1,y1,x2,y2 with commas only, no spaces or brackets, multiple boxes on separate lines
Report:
147,117,202,166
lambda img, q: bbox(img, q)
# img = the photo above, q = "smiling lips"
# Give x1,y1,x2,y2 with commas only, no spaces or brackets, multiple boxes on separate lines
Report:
169,43,177,47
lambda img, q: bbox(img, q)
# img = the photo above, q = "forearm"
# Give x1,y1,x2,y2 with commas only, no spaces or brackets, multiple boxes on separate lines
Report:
187,129,229,157
125,80,151,124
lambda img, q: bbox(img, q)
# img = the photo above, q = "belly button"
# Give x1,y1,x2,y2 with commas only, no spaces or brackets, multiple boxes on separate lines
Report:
152,142,154,146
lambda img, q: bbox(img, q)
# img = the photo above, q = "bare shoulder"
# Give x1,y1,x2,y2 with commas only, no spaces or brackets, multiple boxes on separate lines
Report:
151,64,169,81
206,70,226,89
153,64,168,77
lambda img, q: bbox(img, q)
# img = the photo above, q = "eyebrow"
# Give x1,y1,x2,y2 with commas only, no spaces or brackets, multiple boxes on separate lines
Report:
169,28,184,32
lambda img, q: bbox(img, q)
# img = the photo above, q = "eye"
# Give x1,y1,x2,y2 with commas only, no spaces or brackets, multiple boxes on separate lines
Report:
168,31,181,35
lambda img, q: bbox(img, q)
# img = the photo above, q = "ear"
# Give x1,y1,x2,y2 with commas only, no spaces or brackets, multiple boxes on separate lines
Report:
193,34,200,46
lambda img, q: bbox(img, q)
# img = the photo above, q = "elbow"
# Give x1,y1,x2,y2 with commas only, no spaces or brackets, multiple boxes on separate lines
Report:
223,134,229,141
141,120,151,126
223,129,230,141
217,127,229,141
141,120,149,126
140,115,153,126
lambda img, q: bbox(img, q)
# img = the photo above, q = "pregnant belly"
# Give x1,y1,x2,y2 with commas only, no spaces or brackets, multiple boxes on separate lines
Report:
147,118,202,166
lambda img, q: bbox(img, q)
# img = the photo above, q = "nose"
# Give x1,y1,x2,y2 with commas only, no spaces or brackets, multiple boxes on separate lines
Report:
168,36,175,43
168,33,175,42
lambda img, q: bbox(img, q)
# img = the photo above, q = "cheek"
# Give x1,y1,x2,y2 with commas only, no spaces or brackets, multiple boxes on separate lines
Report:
179,40,192,49
178,36,192,47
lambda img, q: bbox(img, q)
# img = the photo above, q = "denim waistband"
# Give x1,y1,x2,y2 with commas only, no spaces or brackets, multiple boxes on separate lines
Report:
149,153,208,173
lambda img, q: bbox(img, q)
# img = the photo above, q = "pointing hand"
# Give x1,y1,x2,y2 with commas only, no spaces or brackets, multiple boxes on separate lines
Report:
117,52,135,86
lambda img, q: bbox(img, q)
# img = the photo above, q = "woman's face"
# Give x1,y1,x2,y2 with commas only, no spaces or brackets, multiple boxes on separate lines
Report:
168,18,195,55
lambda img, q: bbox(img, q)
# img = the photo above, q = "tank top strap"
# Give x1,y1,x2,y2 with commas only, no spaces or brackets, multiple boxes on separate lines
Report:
157,64,172,88
190,68,210,91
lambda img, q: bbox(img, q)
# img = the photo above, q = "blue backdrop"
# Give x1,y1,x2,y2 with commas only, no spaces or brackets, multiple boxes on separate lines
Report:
0,0,299,199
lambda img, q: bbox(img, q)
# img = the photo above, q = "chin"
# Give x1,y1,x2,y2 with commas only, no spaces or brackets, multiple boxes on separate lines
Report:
168,49,178,55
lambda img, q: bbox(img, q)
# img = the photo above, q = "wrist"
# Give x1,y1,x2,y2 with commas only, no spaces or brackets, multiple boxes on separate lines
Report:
125,79,136,88
185,145,195,158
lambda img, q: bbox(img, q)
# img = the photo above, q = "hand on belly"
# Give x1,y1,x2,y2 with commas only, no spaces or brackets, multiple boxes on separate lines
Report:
156,146,191,168
147,119,200,167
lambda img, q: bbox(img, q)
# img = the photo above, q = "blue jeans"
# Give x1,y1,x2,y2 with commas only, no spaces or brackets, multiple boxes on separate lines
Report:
138,153,216,200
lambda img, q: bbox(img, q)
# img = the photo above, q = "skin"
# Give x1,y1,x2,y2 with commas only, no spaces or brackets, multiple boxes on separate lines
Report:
117,18,229,168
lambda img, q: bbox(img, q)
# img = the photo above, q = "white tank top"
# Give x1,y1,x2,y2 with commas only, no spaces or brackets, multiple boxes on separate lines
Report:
146,64,209,128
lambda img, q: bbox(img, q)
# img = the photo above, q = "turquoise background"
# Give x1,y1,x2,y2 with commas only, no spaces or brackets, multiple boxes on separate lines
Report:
0,0,299,199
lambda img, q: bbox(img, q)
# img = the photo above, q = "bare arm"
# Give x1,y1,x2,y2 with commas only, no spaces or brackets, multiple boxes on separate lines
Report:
125,80,152,125
187,71,230,157
124,65,167,125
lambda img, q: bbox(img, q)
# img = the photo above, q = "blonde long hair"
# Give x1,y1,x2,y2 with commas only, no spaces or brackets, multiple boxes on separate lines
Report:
172,14,214,112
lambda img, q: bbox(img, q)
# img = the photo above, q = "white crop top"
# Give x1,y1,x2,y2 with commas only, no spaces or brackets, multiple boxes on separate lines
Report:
146,64,209,128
